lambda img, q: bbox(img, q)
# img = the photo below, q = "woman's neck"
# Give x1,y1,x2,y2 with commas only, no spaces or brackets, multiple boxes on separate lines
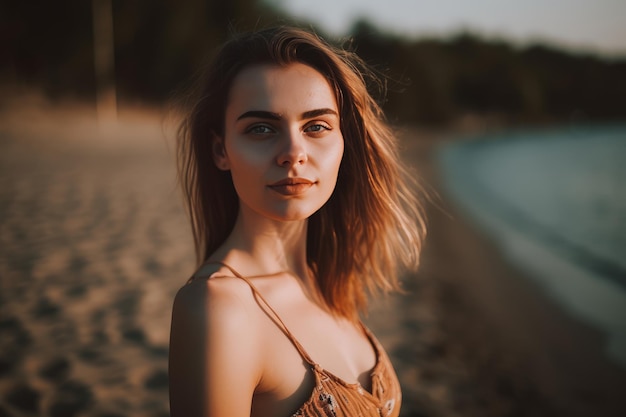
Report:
212,206,310,280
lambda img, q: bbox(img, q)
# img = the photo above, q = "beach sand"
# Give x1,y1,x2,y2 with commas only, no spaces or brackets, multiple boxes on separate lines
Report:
1,98,624,416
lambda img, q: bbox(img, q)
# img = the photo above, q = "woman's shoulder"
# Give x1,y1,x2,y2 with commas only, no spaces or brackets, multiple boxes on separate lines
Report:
173,271,259,328
169,271,264,415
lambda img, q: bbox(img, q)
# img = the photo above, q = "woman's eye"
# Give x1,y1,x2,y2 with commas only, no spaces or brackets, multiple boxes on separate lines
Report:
247,125,274,135
305,123,331,133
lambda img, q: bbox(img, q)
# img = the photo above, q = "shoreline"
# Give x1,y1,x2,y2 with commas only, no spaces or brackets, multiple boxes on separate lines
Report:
368,128,626,416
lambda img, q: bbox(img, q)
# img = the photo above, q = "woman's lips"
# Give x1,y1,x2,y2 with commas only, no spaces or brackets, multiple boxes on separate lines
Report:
268,178,315,196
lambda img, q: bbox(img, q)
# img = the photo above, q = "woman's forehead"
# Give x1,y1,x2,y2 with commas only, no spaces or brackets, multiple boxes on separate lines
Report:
225,63,339,119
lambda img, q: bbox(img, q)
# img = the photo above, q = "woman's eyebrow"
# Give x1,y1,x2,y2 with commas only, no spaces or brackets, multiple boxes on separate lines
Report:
237,110,281,121
300,108,338,120
236,108,338,121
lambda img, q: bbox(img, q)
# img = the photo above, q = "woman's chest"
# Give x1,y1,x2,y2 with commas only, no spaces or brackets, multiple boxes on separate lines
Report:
249,302,381,416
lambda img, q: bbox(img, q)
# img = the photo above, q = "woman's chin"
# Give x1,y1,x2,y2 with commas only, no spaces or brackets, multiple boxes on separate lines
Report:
261,204,323,223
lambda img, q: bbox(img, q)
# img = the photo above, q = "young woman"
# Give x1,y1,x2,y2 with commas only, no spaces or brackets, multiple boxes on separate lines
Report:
169,26,426,417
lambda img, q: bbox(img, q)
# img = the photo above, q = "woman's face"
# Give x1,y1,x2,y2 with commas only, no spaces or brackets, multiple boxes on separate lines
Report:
215,62,344,222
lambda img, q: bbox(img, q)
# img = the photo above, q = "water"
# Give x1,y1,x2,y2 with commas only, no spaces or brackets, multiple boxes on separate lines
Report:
437,124,626,368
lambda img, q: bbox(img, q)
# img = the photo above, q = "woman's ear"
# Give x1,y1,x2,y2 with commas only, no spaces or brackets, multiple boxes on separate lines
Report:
212,135,230,171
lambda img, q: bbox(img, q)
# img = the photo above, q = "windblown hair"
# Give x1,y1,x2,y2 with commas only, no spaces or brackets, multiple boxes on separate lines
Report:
177,26,426,320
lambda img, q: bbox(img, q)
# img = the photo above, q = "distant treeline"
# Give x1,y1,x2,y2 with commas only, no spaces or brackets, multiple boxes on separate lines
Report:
3,0,625,125
349,21,626,125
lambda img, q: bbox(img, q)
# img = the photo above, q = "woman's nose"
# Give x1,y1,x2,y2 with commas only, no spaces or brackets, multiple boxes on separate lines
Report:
276,130,307,167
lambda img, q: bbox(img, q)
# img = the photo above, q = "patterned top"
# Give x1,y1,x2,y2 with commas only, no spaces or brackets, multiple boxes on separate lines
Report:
207,262,402,417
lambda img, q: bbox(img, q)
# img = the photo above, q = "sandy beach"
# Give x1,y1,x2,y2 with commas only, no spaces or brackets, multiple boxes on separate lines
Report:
1,97,625,416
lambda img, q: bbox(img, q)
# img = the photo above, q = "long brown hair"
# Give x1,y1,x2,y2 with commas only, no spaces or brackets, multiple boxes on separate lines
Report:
177,26,426,319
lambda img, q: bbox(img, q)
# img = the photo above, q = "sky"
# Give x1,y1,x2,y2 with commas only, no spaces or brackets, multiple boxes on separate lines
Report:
267,0,626,56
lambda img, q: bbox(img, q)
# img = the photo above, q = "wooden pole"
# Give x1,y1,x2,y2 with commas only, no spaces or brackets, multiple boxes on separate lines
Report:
92,0,117,125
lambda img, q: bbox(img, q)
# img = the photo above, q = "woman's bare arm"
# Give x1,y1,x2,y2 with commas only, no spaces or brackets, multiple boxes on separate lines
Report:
169,278,262,416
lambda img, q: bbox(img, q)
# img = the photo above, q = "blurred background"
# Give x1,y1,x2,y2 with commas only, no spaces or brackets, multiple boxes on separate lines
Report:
1,1,625,416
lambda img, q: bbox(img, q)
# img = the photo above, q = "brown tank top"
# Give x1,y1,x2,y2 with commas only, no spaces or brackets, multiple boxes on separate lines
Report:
204,262,402,417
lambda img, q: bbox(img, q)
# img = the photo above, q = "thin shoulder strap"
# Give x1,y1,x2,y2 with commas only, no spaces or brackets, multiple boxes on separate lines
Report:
206,262,318,367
